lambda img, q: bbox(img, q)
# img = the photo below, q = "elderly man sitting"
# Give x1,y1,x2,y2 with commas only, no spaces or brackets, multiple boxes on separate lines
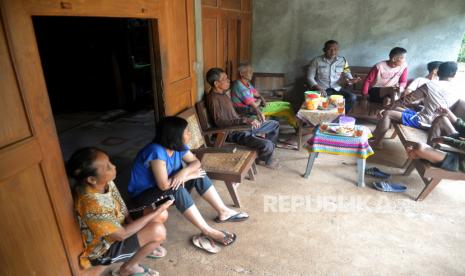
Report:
231,63,297,129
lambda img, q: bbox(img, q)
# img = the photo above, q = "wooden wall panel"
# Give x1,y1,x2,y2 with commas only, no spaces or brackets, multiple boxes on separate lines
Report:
0,165,72,275
202,0,218,7
0,22,32,148
220,0,241,10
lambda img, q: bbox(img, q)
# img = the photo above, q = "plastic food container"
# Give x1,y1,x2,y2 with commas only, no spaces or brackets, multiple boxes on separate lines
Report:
329,95,343,104
305,91,320,100
339,116,356,128
306,98,319,110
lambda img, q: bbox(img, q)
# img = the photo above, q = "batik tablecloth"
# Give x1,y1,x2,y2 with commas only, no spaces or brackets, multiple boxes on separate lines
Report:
297,105,342,126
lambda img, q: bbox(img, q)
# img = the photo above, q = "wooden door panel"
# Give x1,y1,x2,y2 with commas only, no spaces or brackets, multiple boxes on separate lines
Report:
239,16,251,63
202,0,218,7
226,18,239,79
221,0,241,10
0,164,72,275
1,1,198,275
0,21,32,148
159,0,196,115
202,17,218,73
165,0,190,82
241,0,252,11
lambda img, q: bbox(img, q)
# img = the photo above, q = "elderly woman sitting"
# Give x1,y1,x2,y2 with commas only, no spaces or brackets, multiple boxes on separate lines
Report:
231,63,298,129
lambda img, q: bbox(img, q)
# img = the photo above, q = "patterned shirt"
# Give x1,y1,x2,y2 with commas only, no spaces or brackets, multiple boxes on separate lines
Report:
231,80,258,108
307,55,353,91
74,181,128,268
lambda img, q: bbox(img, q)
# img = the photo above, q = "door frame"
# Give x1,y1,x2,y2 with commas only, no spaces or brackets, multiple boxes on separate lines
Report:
0,0,196,274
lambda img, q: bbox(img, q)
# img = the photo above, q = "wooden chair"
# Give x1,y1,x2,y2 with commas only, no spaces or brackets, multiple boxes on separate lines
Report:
393,122,465,201
195,99,250,148
177,107,258,207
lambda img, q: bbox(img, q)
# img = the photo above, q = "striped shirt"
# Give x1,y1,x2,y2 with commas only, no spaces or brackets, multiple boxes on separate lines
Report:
231,80,257,108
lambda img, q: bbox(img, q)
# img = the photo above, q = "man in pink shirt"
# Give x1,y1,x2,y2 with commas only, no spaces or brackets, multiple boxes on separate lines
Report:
362,47,408,106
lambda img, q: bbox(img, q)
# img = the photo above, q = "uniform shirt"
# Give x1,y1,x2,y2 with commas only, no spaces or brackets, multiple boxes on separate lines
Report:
307,55,353,91
74,181,128,268
128,143,189,197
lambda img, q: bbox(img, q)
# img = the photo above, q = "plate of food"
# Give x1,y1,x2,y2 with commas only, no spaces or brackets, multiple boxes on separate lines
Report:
326,125,355,136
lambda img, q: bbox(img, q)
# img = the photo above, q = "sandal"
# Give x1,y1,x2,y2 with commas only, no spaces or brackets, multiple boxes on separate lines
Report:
192,234,221,254
373,181,406,193
365,167,391,179
214,212,249,223
213,230,237,246
146,246,167,259
112,264,159,276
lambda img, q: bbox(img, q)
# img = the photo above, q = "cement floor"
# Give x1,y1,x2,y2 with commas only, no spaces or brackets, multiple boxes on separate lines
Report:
57,111,465,275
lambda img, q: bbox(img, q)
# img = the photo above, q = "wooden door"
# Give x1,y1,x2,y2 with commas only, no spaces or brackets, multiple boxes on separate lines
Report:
0,0,197,274
225,17,240,80
0,15,74,276
202,0,252,88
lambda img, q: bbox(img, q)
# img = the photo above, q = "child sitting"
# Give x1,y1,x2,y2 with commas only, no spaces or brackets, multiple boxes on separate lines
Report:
67,147,172,276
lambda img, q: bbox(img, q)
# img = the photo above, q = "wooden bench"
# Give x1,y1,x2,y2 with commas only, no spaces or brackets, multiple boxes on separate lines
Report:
393,121,465,201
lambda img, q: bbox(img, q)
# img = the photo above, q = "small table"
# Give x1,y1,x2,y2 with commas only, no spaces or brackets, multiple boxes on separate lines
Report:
296,104,343,150
303,125,374,187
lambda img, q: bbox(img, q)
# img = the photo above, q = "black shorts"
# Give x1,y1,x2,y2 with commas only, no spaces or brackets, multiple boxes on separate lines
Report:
368,87,383,103
89,234,140,266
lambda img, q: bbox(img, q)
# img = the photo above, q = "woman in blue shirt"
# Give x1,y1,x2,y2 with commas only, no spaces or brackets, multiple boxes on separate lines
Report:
128,116,248,250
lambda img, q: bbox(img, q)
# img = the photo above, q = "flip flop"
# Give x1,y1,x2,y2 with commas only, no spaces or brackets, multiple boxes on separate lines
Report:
213,230,237,246
214,212,249,223
112,264,159,276
146,246,167,259
192,234,221,254
365,167,391,179
373,181,407,193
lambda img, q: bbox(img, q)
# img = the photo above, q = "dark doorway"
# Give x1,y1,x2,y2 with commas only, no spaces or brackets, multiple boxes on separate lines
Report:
33,16,163,132
32,16,164,201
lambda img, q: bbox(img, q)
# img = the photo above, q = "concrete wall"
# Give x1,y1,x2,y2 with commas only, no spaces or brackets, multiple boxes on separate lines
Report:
251,0,465,84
